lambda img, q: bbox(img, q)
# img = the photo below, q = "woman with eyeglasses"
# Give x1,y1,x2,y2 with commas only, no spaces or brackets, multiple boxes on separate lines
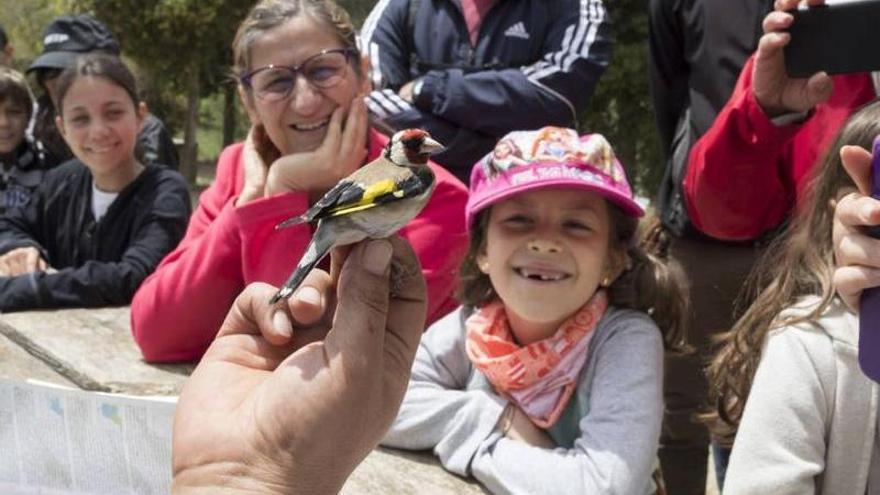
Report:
130,0,469,363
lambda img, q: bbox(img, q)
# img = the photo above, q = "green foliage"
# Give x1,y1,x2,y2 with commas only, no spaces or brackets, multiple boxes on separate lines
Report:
0,0,77,73
69,0,254,137
580,0,661,198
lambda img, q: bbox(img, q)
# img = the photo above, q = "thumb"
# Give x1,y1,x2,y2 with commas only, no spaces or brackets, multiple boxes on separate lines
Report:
841,144,873,196
805,72,833,108
381,236,427,391
326,239,393,364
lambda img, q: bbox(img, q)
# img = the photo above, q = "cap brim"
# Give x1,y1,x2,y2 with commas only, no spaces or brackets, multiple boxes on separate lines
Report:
27,51,78,73
466,180,645,230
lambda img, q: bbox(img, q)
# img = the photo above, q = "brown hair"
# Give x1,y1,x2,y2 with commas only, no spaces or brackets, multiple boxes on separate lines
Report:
232,0,360,78
459,204,690,352
55,53,139,117
705,98,880,444
0,67,34,121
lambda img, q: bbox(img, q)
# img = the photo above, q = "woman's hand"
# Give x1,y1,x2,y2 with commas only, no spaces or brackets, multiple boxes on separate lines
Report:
172,237,427,494
264,95,368,198
0,247,48,277
833,145,880,311
235,126,273,206
500,404,556,449
752,0,833,118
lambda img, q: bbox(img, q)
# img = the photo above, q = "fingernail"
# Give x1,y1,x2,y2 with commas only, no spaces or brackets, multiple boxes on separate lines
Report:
363,240,392,275
294,286,322,306
272,310,292,338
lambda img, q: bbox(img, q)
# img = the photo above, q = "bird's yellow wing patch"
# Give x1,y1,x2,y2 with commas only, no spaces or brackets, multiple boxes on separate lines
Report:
328,179,403,217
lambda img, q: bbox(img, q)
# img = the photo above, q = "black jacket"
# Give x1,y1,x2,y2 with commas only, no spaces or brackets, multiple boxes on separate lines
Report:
648,0,771,235
0,138,48,216
0,160,191,311
363,0,611,183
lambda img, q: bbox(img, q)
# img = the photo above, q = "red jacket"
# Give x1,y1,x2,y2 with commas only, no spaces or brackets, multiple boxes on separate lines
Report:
131,129,469,362
683,56,874,241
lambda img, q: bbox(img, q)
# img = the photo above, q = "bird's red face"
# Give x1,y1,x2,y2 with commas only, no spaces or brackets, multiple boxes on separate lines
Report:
400,129,430,164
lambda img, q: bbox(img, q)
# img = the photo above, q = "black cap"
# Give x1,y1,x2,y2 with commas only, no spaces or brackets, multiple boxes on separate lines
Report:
0,24,7,48
27,15,120,73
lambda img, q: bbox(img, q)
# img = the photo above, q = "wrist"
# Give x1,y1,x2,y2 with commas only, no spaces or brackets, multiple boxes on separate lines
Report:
172,465,291,495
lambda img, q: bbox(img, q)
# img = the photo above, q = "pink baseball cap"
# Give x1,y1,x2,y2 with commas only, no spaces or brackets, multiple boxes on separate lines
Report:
465,127,644,229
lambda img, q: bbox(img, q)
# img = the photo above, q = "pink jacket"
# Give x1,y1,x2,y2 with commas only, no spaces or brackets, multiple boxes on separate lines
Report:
132,129,469,362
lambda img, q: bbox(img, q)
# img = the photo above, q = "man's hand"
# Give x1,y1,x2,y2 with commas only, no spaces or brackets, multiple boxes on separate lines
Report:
264,95,368,198
833,145,880,311
753,0,833,118
0,247,48,277
172,237,427,494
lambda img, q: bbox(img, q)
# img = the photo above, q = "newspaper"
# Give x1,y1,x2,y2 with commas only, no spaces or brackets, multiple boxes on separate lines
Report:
0,379,177,495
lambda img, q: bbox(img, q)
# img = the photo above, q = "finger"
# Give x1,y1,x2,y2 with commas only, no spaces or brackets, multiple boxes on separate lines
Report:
25,249,39,273
37,257,47,272
288,268,333,327
774,0,801,12
339,97,368,160
325,239,393,365
321,106,345,154
0,258,8,277
762,11,793,34
7,252,24,276
835,230,880,269
841,145,874,196
218,282,293,345
835,193,880,228
756,31,790,62
805,72,833,107
381,236,428,389
329,244,354,284
833,265,880,312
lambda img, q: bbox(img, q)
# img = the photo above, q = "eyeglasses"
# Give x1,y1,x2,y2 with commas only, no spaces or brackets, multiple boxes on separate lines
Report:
240,48,357,102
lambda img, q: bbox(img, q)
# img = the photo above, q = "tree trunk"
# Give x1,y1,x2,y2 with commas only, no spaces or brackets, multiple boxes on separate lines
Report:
222,83,237,147
181,66,200,184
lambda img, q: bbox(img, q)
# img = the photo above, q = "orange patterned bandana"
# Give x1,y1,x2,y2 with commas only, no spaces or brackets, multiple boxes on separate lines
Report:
465,290,608,428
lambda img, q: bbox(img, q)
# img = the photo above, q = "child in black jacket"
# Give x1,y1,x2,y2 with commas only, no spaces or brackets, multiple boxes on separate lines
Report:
0,54,190,311
0,67,46,216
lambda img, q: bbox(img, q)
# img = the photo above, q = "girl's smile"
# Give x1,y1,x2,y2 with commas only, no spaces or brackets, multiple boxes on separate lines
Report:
478,188,622,344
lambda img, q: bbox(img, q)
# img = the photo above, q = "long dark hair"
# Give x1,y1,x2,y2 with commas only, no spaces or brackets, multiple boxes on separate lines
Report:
55,53,140,116
705,98,880,444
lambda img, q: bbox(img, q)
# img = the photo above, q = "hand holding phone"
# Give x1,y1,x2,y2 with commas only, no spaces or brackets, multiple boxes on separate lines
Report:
858,135,880,382
785,0,880,78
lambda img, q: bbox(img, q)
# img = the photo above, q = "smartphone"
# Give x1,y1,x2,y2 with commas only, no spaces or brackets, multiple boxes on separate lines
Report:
859,135,880,382
785,0,880,78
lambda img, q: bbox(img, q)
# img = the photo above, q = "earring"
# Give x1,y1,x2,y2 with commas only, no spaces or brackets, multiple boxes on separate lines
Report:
478,258,490,273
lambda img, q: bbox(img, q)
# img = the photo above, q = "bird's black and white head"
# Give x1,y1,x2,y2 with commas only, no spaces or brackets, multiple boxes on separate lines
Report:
385,128,444,167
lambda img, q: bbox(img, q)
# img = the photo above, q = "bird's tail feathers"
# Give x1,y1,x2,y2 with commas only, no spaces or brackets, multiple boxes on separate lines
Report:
276,213,309,230
269,239,332,304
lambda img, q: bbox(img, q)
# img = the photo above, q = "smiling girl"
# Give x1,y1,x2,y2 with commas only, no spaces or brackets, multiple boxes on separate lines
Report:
0,54,190,311
383,127,688,494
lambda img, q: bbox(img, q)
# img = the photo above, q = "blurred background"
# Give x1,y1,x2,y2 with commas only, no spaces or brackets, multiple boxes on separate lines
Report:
0,0,660,198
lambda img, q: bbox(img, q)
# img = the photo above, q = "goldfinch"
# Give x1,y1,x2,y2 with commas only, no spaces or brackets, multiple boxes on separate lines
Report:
269,128,443,304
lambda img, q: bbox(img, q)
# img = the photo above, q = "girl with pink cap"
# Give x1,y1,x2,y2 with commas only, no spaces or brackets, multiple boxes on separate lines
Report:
383,127,688,494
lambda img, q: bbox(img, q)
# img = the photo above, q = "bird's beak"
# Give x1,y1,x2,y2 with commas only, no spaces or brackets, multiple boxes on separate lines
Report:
420,136,444,154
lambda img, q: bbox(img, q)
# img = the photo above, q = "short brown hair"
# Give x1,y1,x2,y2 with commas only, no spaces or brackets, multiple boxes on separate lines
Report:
0,67,34,121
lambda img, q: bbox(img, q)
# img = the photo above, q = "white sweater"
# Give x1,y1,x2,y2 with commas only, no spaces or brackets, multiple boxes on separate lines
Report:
725,297,880,495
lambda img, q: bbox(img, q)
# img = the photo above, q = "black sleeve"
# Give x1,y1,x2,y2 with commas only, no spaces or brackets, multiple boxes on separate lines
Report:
138,115,180,170
0,172,191,312
648,0,689,158
0,180,49,258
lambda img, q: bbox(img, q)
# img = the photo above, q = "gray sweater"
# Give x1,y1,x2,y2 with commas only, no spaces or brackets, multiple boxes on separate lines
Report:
725,297,880,495
383,305,664,495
